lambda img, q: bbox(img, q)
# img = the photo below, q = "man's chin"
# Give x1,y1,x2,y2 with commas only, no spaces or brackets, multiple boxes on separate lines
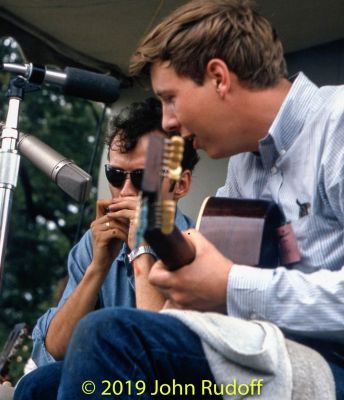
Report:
190,136,227,158
204,146,228,159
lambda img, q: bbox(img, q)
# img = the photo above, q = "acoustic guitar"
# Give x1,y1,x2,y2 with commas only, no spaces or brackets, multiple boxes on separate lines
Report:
136,134,299,270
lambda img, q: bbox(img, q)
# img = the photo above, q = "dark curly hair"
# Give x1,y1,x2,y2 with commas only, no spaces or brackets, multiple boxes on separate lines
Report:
106,97,199,171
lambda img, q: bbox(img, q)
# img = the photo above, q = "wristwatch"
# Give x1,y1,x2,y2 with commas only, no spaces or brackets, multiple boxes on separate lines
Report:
127,246,157,263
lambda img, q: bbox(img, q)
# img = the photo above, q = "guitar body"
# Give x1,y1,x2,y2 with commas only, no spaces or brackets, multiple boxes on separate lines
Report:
196,197,285,268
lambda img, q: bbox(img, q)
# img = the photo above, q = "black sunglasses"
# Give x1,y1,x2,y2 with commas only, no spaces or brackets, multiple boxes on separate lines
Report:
105,165,144,190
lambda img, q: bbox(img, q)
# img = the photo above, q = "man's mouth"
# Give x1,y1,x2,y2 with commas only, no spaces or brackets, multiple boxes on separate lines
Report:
184,133,196,142
185,134,198,149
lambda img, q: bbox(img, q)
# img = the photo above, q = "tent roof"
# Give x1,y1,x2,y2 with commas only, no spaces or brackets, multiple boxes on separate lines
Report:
1,0,344,87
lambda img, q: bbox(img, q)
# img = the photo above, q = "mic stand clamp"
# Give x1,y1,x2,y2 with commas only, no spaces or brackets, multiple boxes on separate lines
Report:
0,76,40,293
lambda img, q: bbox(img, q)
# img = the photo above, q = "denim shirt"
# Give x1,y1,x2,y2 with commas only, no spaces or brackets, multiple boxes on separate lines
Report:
32,207,193,366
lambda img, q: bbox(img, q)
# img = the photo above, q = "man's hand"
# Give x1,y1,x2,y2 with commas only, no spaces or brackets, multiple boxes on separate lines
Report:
91,196,139,272
90,212,127,272
148,229,233,313
107,197,139,250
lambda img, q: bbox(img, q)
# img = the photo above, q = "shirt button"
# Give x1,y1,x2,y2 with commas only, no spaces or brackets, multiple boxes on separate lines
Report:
271,166,278,174
280,149,286,156
250,312,258,319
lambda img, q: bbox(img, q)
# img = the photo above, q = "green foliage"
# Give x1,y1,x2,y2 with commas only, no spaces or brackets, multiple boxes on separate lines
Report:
0,37,107,382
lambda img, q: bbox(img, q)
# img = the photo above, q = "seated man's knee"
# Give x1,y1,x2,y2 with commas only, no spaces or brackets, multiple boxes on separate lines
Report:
70,307,142,348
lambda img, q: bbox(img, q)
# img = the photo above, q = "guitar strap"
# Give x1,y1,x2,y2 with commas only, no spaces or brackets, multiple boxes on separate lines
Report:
276,222,301,266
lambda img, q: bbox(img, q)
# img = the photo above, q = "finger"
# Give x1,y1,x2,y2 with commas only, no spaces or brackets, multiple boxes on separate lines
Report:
102,220,112,231
109,228,127,242
94,219,129,239
91,214,123,229
162,299,173,309
149,261,174,288
182,228,215,253
91,214,111,228
96,199,113,218
108,198,138,211
181,228,200,241
162,299,181,310
100,226,128,242
96,219,117,232
107,209,136,221
105,216,129,230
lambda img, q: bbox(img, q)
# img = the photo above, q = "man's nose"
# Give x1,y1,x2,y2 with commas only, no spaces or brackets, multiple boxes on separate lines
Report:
162,111,180,133
120,175,138,196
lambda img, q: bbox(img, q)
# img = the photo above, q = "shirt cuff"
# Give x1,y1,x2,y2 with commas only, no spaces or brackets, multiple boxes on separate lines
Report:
227,264,275,321
31,323,57,366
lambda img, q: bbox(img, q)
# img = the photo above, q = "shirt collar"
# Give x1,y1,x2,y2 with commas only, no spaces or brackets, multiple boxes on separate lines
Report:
175,206,194,230
258,72,319,169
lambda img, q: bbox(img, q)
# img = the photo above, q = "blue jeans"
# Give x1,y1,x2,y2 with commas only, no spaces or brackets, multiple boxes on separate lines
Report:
14,361,62,400
331,362,344,399
15,308,344,399
14,308,218,400
57,308,220,399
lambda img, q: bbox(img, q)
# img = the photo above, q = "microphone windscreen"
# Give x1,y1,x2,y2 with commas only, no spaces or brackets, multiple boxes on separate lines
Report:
55,162,92,203
63,67,120,104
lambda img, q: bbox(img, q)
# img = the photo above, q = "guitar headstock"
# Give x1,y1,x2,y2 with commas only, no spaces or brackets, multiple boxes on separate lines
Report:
0,323,29,383
135,134,184,247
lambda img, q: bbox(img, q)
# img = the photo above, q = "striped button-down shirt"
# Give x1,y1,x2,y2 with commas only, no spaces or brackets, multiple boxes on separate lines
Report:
217,73,344,343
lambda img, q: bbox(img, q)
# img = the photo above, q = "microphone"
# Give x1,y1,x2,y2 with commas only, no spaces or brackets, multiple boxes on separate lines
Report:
1,63,120,104
17,132,92,203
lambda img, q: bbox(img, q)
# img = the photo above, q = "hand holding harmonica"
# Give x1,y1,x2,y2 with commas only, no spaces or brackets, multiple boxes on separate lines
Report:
92,197,139,272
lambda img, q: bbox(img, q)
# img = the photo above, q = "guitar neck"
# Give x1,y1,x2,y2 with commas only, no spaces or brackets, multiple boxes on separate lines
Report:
0,323,28,383
144,225,195,270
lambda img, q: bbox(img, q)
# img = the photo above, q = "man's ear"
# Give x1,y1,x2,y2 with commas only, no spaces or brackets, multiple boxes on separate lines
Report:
206,58,231,97
173,169,192,200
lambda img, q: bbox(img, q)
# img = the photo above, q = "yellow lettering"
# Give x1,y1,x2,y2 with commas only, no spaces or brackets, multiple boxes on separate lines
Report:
150,380,159,395
238,384,249,396
160,383,171,395
225,379,237,395
185,383,195,395
202,380,213,395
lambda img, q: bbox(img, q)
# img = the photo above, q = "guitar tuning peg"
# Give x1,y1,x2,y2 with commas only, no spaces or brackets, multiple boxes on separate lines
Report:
169,135,184,146
14,338,23,347
168,166,182,181
15,355,22,363
165,136,184,180
154,201,162,227
161,200,176,234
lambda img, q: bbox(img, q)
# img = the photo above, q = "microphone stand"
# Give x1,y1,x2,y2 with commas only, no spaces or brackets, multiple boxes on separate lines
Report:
0,76,38,292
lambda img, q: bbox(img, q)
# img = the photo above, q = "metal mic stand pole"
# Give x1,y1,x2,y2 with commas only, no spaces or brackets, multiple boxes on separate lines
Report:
0,76,28,293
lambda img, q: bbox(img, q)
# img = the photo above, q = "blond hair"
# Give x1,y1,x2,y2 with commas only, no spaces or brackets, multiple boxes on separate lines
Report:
130,0,287,88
